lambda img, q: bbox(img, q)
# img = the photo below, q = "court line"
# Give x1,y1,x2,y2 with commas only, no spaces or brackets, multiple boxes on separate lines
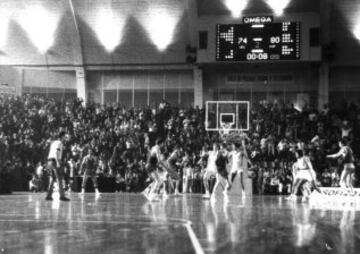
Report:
184,222,205,254
0,217,205,254
0,219,183,226
0,214,191,225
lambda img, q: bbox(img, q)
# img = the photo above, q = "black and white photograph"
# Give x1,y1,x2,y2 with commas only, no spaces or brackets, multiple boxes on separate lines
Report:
0,0,359,253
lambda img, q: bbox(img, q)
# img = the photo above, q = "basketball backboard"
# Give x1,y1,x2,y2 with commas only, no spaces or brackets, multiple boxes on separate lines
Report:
205,101,250,132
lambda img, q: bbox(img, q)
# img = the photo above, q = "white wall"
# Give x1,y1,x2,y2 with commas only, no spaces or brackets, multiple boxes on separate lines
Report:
329,67,360,104
87,70,194,104
0,66,22,94
202,63,319,106
23,70,76,89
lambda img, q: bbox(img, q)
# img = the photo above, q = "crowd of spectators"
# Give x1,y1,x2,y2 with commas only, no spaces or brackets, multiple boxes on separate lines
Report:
0,94,359,194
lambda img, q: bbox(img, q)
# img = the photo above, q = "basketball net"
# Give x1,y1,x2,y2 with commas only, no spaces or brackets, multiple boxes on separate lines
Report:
219,122,232,136
219,123,248,143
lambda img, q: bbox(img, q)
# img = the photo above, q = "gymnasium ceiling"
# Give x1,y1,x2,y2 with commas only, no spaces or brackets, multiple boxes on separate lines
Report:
197,0,320,16
0,0,359,67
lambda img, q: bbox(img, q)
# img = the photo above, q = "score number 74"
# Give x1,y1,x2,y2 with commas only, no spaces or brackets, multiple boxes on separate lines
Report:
238,37,281,44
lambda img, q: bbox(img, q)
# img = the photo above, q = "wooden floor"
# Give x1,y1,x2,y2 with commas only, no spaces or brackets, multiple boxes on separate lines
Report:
0,193,359,254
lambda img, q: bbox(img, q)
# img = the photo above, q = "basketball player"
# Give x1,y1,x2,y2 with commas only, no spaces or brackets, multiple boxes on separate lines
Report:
182,150,194,193
198,145,208,174
157,153,170,197
143,138,167,201
226,141,252,197
210,144,231,200
327,138,356,193
287,150,315,202
304,149,322,194
202,143,219,199
80,148,101,197
46,131,70,201
166,145,182,196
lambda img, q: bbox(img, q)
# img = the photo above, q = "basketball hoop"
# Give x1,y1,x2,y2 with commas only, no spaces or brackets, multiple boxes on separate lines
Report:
219,122,232,136
219,123,247,143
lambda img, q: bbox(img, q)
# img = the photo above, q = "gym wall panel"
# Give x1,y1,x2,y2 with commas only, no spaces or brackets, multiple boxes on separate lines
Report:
330,67,360,91
203,64,317,90
23,69,76,89
202,63,318,106
89,71,193,90
86,70,193,106
134,73,148,90
329,67,360,104
0,66,22,92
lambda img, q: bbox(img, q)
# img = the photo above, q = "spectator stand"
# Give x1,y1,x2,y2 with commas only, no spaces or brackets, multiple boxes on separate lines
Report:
0,95,358,195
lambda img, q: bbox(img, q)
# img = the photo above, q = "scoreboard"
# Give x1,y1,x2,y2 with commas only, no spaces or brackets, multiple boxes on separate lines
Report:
216,21,301,61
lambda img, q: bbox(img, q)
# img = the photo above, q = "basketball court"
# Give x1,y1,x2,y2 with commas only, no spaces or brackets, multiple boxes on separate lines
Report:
0,193,360,254
1,100,358,254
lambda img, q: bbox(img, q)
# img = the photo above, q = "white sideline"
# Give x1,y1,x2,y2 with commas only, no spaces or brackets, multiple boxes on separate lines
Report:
185,222,205,254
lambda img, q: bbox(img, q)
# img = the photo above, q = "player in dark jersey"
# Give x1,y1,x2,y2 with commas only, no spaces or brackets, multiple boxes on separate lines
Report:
80,148,101,197
210,143,231,201
327,138,356,193
166,144,182,196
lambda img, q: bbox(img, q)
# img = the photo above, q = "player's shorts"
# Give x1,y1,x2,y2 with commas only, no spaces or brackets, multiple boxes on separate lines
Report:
344,163,355,173
47,158,58,168
206,165,217,173
84,169,97,176
231,167,243,174
183,167,193,178
203,169,217,179
47,158,61,178
296,169,312,182
217,167,228,178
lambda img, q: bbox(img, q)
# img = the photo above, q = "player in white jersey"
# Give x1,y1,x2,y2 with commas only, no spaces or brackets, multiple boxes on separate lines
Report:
287,150,319,202
46,132,70,201
156,153,170,197
203,143,220,199
327,138,356,193
226,142,252,197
